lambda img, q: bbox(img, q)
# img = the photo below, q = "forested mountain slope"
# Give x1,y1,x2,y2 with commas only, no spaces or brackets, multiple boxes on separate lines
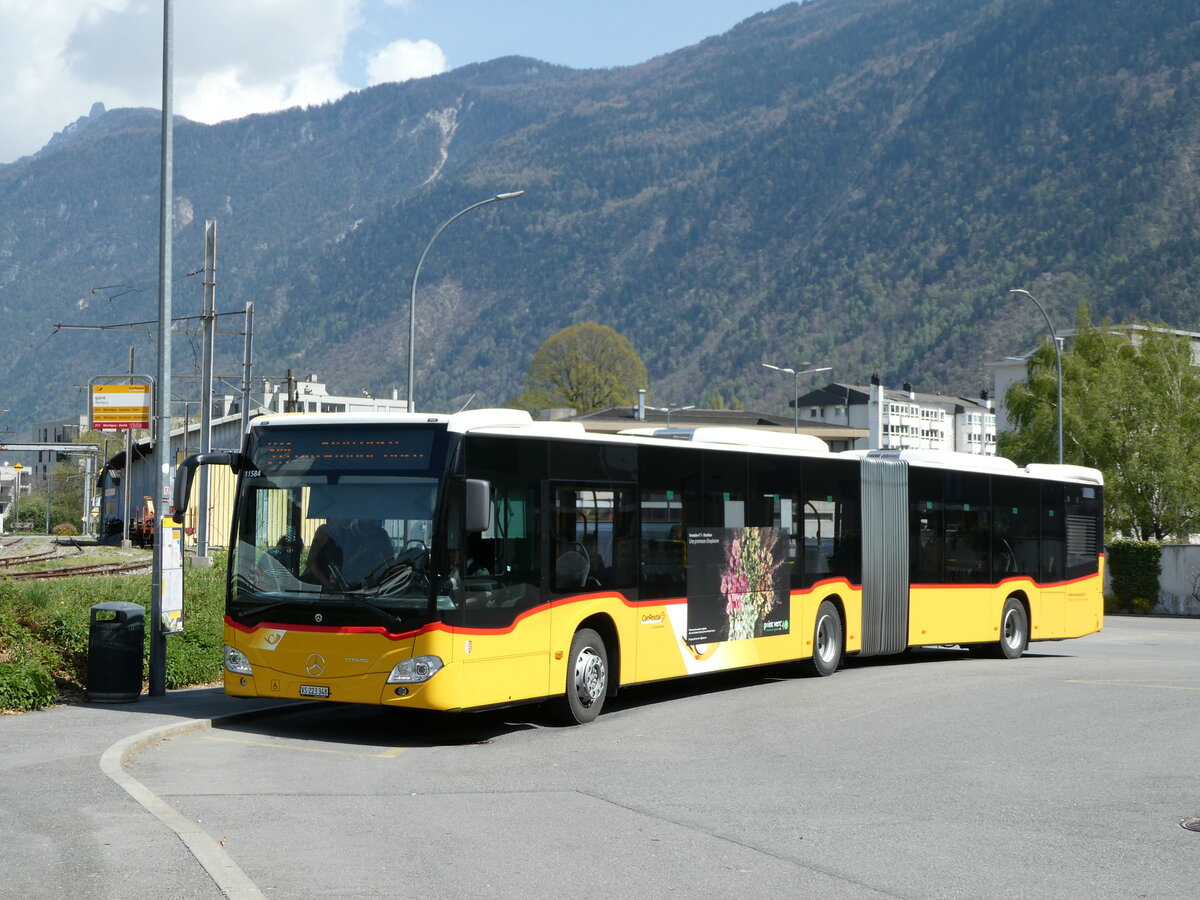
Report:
1,0,1196,427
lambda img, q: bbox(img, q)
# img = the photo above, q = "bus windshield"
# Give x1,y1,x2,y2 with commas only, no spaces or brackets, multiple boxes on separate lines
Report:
228,424,451,631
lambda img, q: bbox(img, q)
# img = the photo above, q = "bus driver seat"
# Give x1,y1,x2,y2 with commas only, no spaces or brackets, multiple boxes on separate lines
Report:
555,544,590,589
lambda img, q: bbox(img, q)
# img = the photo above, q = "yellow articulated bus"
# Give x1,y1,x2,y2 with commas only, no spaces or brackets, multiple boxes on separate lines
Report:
174,408,1104,725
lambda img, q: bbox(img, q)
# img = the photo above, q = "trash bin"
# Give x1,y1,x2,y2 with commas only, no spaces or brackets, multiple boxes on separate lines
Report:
88,602,145,703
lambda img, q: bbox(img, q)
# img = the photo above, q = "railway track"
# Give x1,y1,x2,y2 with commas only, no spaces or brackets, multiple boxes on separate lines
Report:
0,538,149,580
4,561,152,580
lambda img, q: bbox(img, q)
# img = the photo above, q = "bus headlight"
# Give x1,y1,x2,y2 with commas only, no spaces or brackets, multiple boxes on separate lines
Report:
225,645,253,676
387,655,444,684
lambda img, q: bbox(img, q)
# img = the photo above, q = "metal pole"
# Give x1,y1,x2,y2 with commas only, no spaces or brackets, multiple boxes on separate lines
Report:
240,301,253,441
149,0,174,697
793,371,799,433
122,347,134,548
1010,289,1063,465
762,363,831,433
197,220,216,560
80,453,93,538
407,191,524,413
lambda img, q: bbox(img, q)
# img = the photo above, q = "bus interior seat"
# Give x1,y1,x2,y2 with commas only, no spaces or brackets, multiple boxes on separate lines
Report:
555,544,590,588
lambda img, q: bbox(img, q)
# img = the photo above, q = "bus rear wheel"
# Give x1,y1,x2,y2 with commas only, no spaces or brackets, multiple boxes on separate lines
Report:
801,600,843,677
997,597,1029,659
973,596,1029,659
552,628,609,725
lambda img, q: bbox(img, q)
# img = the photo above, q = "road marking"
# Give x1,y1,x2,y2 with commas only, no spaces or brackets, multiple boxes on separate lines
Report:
200,733,407,758
1067,679,1200,692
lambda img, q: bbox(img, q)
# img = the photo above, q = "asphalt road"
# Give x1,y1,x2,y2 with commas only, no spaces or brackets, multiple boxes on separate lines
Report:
119,616,1200,898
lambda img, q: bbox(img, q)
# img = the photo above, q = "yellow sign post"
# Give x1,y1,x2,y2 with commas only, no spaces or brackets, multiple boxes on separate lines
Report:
90,381,152,431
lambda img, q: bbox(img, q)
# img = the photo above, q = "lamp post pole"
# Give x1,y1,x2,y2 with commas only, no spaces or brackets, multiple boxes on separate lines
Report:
1009,288,1063,464
762,363,832,432
407,191,524,413
664,405,695,428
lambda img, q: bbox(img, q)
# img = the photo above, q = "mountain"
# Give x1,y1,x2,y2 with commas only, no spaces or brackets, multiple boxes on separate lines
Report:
1,0,1198,434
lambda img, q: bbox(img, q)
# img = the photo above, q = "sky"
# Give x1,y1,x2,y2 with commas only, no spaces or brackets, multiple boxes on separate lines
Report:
0,0,790,165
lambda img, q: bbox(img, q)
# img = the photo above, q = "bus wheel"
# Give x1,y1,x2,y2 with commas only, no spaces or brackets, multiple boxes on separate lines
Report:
801,600,843,677
997,597,1029,659
553,628,609,725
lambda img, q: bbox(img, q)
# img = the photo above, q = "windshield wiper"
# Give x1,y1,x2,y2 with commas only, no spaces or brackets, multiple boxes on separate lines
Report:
328,592,406,631
237,598,301,618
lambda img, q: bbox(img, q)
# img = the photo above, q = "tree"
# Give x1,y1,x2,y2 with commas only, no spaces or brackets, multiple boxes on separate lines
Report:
513,323,648,414
1000,305,1200,540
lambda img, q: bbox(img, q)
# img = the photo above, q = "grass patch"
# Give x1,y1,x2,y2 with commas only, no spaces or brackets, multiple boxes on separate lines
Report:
0,551,227,711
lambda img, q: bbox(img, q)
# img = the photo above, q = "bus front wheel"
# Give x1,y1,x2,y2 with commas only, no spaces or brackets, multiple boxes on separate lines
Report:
801,600,843,677
553,628,609,725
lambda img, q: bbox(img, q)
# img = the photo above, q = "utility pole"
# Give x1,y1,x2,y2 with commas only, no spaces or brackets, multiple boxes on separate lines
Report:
149,0,174,697
195,220,216,564
240,301,254,440
286,369,298,412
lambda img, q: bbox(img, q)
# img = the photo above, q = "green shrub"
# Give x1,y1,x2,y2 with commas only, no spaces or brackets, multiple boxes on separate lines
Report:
0,550,229,711
51,523,79,536
0,655,57,711
1108,539,1162,613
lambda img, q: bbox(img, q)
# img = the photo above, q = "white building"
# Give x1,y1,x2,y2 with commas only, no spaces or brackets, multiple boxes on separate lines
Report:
0,463,26,532
29,416,88,483
216,374,409,419
794,378,997,454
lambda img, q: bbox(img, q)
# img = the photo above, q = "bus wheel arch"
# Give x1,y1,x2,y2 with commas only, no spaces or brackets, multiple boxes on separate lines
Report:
997,594,1030,659
972,593,1030,659
552,616,618,725
801,597,844,677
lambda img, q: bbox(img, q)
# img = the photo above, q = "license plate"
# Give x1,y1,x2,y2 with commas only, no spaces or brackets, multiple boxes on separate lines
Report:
299,684,330,698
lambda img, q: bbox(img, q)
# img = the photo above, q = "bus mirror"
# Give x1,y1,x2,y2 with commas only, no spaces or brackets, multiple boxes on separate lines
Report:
465,479,492,533
173,451,242,517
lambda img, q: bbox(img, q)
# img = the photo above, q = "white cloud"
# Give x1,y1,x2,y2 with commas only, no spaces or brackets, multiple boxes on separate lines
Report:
365,38,446,86
0,0,363,162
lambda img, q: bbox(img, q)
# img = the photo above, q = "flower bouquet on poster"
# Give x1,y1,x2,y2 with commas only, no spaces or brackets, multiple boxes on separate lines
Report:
684,526,790,644
721,527,788,639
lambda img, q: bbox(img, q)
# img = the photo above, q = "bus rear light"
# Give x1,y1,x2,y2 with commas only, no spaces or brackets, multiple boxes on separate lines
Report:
225,645,253,676
387,655,444,684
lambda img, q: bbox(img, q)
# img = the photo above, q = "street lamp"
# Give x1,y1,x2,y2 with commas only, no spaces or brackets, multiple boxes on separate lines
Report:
762,363,832,432
1009,288,1063,464
662,405,695,428
407,190,524,412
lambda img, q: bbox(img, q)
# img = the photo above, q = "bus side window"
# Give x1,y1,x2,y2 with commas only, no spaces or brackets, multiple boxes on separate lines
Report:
638,446,700,601
909,467,943,584
802,459,861,587
552,485,636,592
992,476,1040,579
462,436,546,624
1041,481,1066,582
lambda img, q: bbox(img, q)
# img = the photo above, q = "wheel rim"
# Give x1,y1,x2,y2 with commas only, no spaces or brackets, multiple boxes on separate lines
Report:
572,646,606,708
1002,607,1022,648
815,614,836,664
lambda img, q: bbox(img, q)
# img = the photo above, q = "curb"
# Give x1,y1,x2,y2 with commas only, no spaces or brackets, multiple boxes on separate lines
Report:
99,702,306,900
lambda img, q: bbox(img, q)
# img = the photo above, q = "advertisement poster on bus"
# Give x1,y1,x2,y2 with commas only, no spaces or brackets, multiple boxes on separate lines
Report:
685,526,789,644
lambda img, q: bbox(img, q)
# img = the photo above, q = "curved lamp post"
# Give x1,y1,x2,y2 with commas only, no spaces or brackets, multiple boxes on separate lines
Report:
407,190,524,412
762,363,832,432
1009,288,1063,464
663,405,695,428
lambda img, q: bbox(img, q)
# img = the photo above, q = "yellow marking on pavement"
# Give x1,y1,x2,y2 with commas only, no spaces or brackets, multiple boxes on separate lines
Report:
200,734,408,758
1067,679,1200,692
